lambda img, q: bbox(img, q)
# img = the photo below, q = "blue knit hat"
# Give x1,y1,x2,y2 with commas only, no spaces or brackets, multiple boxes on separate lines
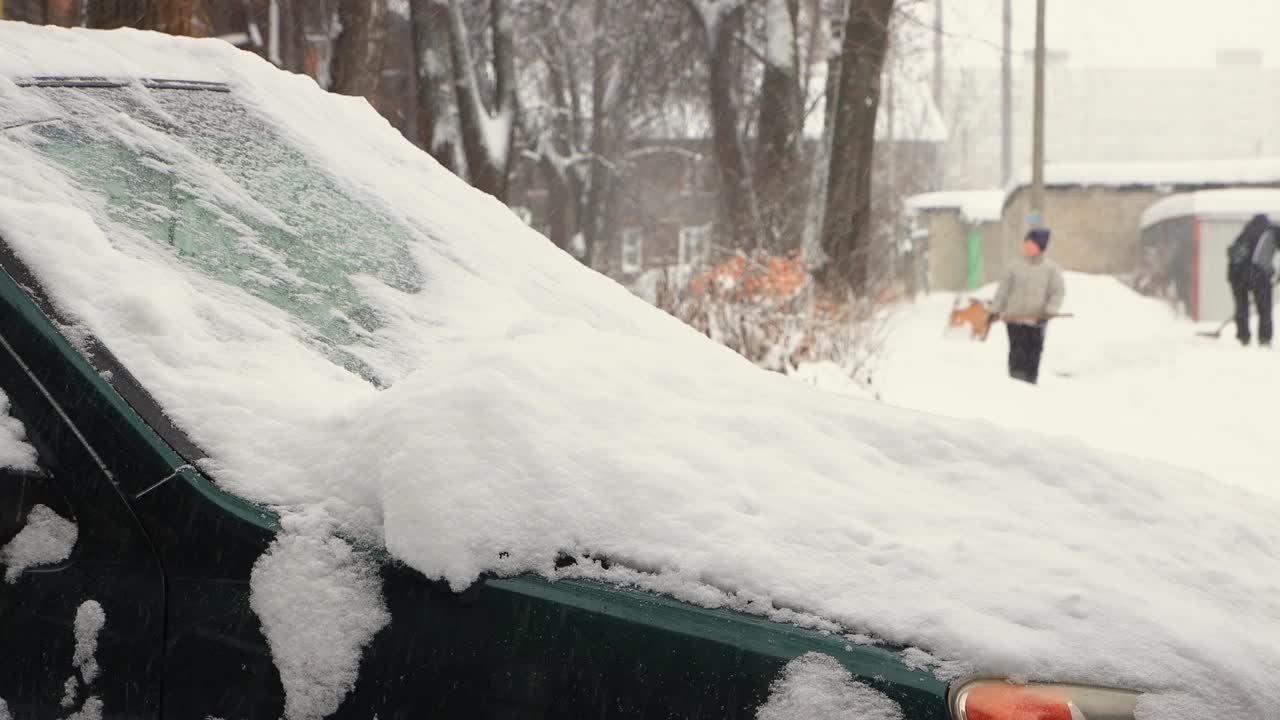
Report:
1026,227,1051,251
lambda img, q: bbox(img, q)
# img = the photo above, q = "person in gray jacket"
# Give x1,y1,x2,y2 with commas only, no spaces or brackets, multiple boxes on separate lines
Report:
989,227,1065,384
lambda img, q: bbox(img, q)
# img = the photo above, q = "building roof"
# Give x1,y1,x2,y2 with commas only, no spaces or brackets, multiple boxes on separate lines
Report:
1140,188,1280,228
1011,157,1280,191
904,189,1005,223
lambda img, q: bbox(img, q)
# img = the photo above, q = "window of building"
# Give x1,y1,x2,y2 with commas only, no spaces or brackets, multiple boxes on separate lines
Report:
678,225,711,267
620,228,644,274
681,156,710,195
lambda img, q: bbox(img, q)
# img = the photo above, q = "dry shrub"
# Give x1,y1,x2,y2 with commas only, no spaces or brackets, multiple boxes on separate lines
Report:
636,251,892,385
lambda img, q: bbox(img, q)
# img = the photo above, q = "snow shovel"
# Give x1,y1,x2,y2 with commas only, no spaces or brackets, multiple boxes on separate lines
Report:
980,313,1074,341
1197,275,1280,338
1196,318,1233,339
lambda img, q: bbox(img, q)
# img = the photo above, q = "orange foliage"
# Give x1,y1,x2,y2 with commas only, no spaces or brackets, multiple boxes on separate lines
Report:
688,252,809,303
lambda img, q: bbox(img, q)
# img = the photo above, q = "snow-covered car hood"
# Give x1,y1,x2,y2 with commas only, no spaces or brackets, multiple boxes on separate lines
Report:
1,23,1278,720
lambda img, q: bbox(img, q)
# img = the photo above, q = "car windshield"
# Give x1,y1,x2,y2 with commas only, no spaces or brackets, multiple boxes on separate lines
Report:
8,82,423,387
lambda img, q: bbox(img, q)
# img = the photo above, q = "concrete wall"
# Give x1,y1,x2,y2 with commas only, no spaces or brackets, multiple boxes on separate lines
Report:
922,210,967,292
918,210,1003,293
1139,217,1195,316
1000,186,1171,274
1199,219,1247,323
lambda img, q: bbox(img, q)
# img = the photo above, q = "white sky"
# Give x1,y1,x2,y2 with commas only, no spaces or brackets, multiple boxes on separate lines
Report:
940,0,1280,68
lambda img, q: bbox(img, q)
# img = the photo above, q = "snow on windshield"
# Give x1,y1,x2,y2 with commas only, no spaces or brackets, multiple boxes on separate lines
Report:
1,25,1278,718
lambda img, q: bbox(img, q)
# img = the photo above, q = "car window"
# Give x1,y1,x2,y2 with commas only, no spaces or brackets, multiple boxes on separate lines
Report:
10,85,424,387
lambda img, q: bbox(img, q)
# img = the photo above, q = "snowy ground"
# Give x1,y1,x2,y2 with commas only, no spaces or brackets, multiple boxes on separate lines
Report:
863,273,1280,501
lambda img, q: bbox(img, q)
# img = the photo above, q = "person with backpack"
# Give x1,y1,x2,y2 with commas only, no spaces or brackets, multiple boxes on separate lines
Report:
989,227,1066,384
1227,214,1277,347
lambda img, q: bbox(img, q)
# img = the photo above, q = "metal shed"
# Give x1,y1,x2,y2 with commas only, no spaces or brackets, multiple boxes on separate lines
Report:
1139,189,1280,321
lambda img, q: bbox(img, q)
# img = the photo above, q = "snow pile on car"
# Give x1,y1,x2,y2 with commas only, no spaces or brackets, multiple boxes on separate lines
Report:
756,653,904,720
1,504,78,583
1,23,1279,719
0,390,36,471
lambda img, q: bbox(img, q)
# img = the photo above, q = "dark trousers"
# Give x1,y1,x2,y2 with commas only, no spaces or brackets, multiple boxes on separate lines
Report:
1231,266,1273,346
1007,323,1046,384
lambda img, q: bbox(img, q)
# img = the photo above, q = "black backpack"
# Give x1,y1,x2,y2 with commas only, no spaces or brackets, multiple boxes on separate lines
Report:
1228,216,1271,268
1228,236,1254,267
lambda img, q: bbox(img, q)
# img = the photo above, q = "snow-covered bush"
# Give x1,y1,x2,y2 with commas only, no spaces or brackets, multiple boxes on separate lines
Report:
634,251,890,388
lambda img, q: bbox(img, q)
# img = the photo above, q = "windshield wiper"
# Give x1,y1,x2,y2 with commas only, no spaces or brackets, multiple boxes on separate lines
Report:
1,117,63,132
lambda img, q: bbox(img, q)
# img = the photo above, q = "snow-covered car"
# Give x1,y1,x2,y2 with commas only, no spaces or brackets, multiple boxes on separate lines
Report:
1,22,1277,720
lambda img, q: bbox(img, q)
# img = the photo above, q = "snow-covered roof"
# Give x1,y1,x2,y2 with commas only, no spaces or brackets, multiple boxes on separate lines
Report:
1141,188,1280,228
903,189,1005,223
1011,157,1280,191
946,64,1280,188
2,23,1278,719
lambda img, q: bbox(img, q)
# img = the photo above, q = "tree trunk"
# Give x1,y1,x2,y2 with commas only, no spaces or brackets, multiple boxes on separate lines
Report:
580,0,614,266
329,0,387,97
275,0,309,74
87,0,144,28
9,0,81,25
489,0,517,199
756,0,803,253
536,33,582,252
46,0,80,25
408,0,458,173
3,0,45,23
87,0,197,34
445,0,516,201
687,0,759,254
817,0,893,296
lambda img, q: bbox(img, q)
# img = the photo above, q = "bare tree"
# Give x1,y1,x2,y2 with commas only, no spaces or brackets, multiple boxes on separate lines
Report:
3,0,47,23
408,0,461,173
446,0,517,200
330,0,388,96
514,0,700,262
5,0,80,24
816,0,893,296
87,0,197,33
272,0,309,75
686,0,761,251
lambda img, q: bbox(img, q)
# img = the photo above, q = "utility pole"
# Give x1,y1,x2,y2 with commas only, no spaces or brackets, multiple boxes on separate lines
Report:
1030,0,1047,227
933,0,944,114
1000,0,1012,186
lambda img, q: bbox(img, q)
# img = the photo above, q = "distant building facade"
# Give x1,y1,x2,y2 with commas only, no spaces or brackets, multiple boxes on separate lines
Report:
909,159,1280,294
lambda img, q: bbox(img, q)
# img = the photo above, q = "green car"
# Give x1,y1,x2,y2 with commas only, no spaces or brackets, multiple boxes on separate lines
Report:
0,28,1150,720
0,75,957,720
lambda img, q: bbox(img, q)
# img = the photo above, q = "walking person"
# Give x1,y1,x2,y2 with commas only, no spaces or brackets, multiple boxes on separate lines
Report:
989,228,1065,384
1226,214,1276,347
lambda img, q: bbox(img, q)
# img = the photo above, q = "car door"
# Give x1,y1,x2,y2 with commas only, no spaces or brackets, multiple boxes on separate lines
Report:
0,271,165,719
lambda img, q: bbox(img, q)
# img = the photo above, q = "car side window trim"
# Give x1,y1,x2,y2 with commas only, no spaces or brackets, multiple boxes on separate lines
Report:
0,237,278,531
